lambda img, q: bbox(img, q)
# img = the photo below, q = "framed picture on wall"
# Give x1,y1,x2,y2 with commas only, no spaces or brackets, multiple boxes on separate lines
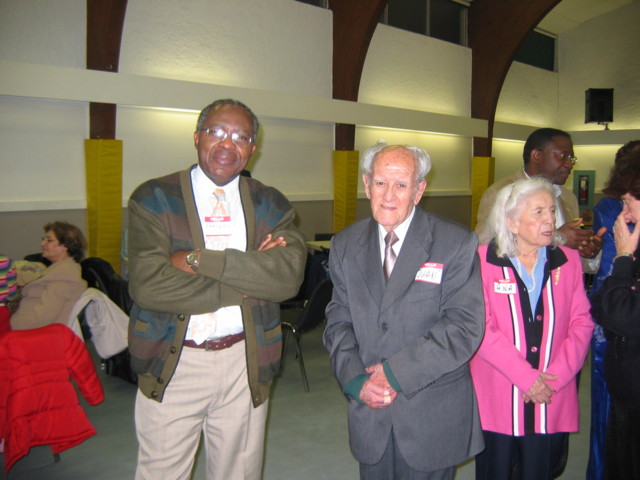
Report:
573,170,596,226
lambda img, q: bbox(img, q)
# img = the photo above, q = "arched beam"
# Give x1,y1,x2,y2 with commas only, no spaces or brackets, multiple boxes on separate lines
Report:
330,0,388,150
87,0,128,139
468,0,561,156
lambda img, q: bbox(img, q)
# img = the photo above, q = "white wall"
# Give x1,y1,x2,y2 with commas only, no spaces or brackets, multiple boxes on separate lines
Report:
2,0,640,213
0,0,336,209
360,24,471,117
355,127,472,194
358,25,473,194
559,2,640,132
495,63,560,128
120,0,332,97
493,1,640,191
0,0,85,67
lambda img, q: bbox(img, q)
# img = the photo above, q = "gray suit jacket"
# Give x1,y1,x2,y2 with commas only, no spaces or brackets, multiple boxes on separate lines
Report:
324,207,485,471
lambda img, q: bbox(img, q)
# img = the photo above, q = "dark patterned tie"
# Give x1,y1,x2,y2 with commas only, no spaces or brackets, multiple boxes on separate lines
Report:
383,231,398,281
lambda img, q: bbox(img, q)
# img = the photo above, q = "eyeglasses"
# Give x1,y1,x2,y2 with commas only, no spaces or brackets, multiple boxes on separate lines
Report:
199,127,254,146
553,152,578,166
558,152,578,166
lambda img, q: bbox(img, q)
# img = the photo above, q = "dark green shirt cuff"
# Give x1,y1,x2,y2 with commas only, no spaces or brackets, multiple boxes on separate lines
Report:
344,374,368,404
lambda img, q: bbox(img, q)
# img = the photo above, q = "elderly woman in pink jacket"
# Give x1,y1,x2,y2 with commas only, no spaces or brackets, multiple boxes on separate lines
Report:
470,177,593,480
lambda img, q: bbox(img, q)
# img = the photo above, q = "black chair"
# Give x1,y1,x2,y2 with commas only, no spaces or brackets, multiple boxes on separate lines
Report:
81,257,133,315
80,257,137,385
280,251,329,310
23,252,51,267
314,233,334,241
280,277,333,392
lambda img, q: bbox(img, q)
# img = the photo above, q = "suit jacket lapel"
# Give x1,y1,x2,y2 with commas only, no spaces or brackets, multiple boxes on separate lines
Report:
381,208,433,313
180,167,205,250
353,218,386,307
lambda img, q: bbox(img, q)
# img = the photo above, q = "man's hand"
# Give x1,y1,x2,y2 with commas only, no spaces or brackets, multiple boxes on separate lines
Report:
558,219,593,252
359,363,397,409
257,233,287,251
580,226,606,259
523,372,557,404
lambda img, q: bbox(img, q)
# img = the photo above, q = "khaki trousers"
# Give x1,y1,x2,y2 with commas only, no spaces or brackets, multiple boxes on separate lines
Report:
134,340,268,480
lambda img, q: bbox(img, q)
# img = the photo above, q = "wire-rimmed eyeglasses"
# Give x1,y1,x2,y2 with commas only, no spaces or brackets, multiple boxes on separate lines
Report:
199,127,254,146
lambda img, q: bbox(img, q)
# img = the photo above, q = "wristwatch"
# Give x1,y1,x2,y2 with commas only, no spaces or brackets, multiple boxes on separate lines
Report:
186,249,200,272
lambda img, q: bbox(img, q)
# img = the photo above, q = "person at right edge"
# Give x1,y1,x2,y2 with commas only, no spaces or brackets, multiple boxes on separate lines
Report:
586,140,640,480
590,151,640,480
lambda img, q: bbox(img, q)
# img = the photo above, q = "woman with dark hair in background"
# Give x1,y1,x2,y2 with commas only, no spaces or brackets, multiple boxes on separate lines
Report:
10,221,87,330
587,140,640,480
591,151,640,480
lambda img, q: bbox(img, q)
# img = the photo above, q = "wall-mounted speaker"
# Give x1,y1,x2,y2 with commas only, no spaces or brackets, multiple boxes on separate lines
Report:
585,88,613,124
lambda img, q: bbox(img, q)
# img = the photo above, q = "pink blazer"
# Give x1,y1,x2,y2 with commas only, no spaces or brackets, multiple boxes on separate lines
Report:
470,243,593,436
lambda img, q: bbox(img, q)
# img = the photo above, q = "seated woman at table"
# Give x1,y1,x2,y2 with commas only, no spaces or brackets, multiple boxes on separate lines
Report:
10,221,87,331
470,177,593,480
590,152,640,480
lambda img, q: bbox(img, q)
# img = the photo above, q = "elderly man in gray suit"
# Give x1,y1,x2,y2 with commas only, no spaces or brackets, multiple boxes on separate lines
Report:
324,141,485,480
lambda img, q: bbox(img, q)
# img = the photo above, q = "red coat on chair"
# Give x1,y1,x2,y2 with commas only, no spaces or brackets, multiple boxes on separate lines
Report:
0,323,105,472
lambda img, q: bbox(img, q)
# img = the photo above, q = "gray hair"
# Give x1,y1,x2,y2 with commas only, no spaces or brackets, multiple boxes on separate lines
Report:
489,177,564,258
195,98,259,141
361,141,431,184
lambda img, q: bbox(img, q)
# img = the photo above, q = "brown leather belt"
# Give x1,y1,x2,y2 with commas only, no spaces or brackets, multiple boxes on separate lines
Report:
183,332,245,351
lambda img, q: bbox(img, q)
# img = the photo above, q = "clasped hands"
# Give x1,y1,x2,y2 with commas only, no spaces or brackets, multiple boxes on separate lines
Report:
359,363,398,409
558,219,606,259
522,372,557,404
170,233,286,275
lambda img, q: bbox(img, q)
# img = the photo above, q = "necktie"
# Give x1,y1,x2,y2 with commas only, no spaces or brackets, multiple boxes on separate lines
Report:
383,231,398,281
212,188,229,217
206,188,230,250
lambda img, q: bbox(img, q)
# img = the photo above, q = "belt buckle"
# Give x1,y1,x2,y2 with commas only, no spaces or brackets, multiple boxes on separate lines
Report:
204,336,224,351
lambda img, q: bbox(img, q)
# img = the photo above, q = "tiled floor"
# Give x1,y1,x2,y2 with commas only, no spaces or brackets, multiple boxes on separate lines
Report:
3,327,593,479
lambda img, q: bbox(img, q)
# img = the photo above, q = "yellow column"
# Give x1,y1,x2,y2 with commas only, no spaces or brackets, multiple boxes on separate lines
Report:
84,139,123,273
333,150,359,233
470,156,495,230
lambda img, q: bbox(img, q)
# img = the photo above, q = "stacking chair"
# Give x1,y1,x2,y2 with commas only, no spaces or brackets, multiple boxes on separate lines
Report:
280,277,333,392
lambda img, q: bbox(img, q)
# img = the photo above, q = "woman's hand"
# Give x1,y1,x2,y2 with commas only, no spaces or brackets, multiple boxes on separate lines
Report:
523,372,557,404
613,211,640,256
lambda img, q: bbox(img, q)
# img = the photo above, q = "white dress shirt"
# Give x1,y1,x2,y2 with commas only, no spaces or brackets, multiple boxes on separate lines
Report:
186,166,246,343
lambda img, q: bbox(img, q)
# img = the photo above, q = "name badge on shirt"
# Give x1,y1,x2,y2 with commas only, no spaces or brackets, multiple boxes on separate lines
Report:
415,262,444,284
494,279,517,294
204,216,232,250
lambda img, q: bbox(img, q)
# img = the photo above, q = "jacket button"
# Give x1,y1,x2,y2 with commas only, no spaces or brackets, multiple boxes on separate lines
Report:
157,378,163,384
151,391,158,398
530,346,538,353
381,322,389,331
177,314,185,321
536,315,542,321
170,346,176,353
